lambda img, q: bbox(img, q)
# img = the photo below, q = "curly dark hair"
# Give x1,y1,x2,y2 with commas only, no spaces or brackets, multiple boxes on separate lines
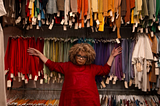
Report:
69,43,96,65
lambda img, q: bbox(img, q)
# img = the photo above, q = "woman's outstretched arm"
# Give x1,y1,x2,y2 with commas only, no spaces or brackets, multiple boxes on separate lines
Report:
27,47,48,63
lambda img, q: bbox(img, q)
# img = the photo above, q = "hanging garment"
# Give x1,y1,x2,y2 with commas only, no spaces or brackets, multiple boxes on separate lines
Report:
45,59,111,106
57,0,64,11
47,0,57,14
0,24,7,106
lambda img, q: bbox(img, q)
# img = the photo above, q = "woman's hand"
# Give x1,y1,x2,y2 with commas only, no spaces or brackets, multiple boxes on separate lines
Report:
111,46,122,57
27,47,48,63
27,47,41,56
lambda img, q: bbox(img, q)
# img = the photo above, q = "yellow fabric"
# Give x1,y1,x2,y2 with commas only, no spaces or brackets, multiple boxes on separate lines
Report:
92,0,98,12
108,0,113,11
131,9,134,24
137,0,142,12
31,2,34,18
94,13,98,20
98,17,104,31
90,0,93,26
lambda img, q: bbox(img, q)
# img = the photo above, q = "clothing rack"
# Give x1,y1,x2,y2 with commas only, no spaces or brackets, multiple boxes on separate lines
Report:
10,88,157,95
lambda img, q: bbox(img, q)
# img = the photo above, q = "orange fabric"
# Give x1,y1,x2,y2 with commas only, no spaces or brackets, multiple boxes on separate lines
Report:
116,6,121,38
103,0,108,16
115,0,121,12
125,0,130,22
78,0,88,28
130,0,135,9
77,0,82,14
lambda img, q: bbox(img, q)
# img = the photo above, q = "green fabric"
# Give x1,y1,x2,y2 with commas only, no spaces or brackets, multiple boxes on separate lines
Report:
141,0,148,18
49,40,53,61
156,0,160,21
134,0,139,16
149,0,155,19
43,39,50,83
37,0,40,14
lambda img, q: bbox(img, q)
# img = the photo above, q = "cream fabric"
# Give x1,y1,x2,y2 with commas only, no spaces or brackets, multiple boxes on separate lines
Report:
0,24,7,106
0,0,6,17
0,0,7,105
132,33,153,92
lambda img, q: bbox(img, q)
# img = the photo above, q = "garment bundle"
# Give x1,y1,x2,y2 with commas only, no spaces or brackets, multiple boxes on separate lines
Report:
4,33,160,94
3,0,160,38
6,90,160,106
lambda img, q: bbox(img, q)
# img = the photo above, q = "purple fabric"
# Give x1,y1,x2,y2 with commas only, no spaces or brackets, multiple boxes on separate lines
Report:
115,43,122,80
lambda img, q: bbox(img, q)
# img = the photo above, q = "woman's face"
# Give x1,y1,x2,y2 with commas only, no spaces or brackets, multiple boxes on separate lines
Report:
75,51,87,65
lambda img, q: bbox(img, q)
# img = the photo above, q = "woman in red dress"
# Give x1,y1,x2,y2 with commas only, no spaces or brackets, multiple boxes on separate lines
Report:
27,43,122,106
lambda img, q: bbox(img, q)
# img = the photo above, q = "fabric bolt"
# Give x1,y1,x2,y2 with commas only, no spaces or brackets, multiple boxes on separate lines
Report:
47,0,57,14
43,39,50,83
57,0,64,11
114,0,121,13
87,0,90,19
42,0,48,11
22,38,29,81
148,0,155,19
103,0,108,17
129,40,135,79
141,0,148,18
121,0,126,17
130,0,135,9
94,42,103,84
70,0,77,13
116,6,121,38
125,0,131,23
0,23,7,106
90,0,93,26
45,59,111,106
132,33,153,92
36,38,44,79
98,0,104,31
64,0,70,25
92,0,98,12
149,62,157,83
10,38,17,77
5,37,11,73
115,43,122,80
152,35,158,54
21,0,26,18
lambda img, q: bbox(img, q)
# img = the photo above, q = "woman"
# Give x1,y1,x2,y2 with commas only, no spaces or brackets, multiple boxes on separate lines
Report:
27,43,122,106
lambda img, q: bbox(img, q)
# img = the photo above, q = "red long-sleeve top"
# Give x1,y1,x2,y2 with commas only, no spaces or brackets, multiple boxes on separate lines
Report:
45,59,111,106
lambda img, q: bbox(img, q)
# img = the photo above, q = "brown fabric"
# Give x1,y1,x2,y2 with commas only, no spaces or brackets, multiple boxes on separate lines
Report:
130,0,135,9
121,0,126,17
116,6,121,38
57,0,64,11
71,0,77,12
151,35,158,54
125,0,130,23
147,73,150,91
103,0,108,16
149,62,157,83
115,0,121,12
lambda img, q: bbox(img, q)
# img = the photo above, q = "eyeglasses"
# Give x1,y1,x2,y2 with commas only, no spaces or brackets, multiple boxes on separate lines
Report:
76,54,87,60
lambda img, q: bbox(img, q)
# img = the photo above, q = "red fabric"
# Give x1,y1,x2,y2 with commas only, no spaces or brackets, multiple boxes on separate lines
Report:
45,59,111,106
26,0,30,17
36,38,44,79
26,37,38,80
10,38,17,76
4,37,11,73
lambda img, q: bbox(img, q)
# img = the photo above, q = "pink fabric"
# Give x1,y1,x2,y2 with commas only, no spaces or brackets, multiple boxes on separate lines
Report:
45,59,111,106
